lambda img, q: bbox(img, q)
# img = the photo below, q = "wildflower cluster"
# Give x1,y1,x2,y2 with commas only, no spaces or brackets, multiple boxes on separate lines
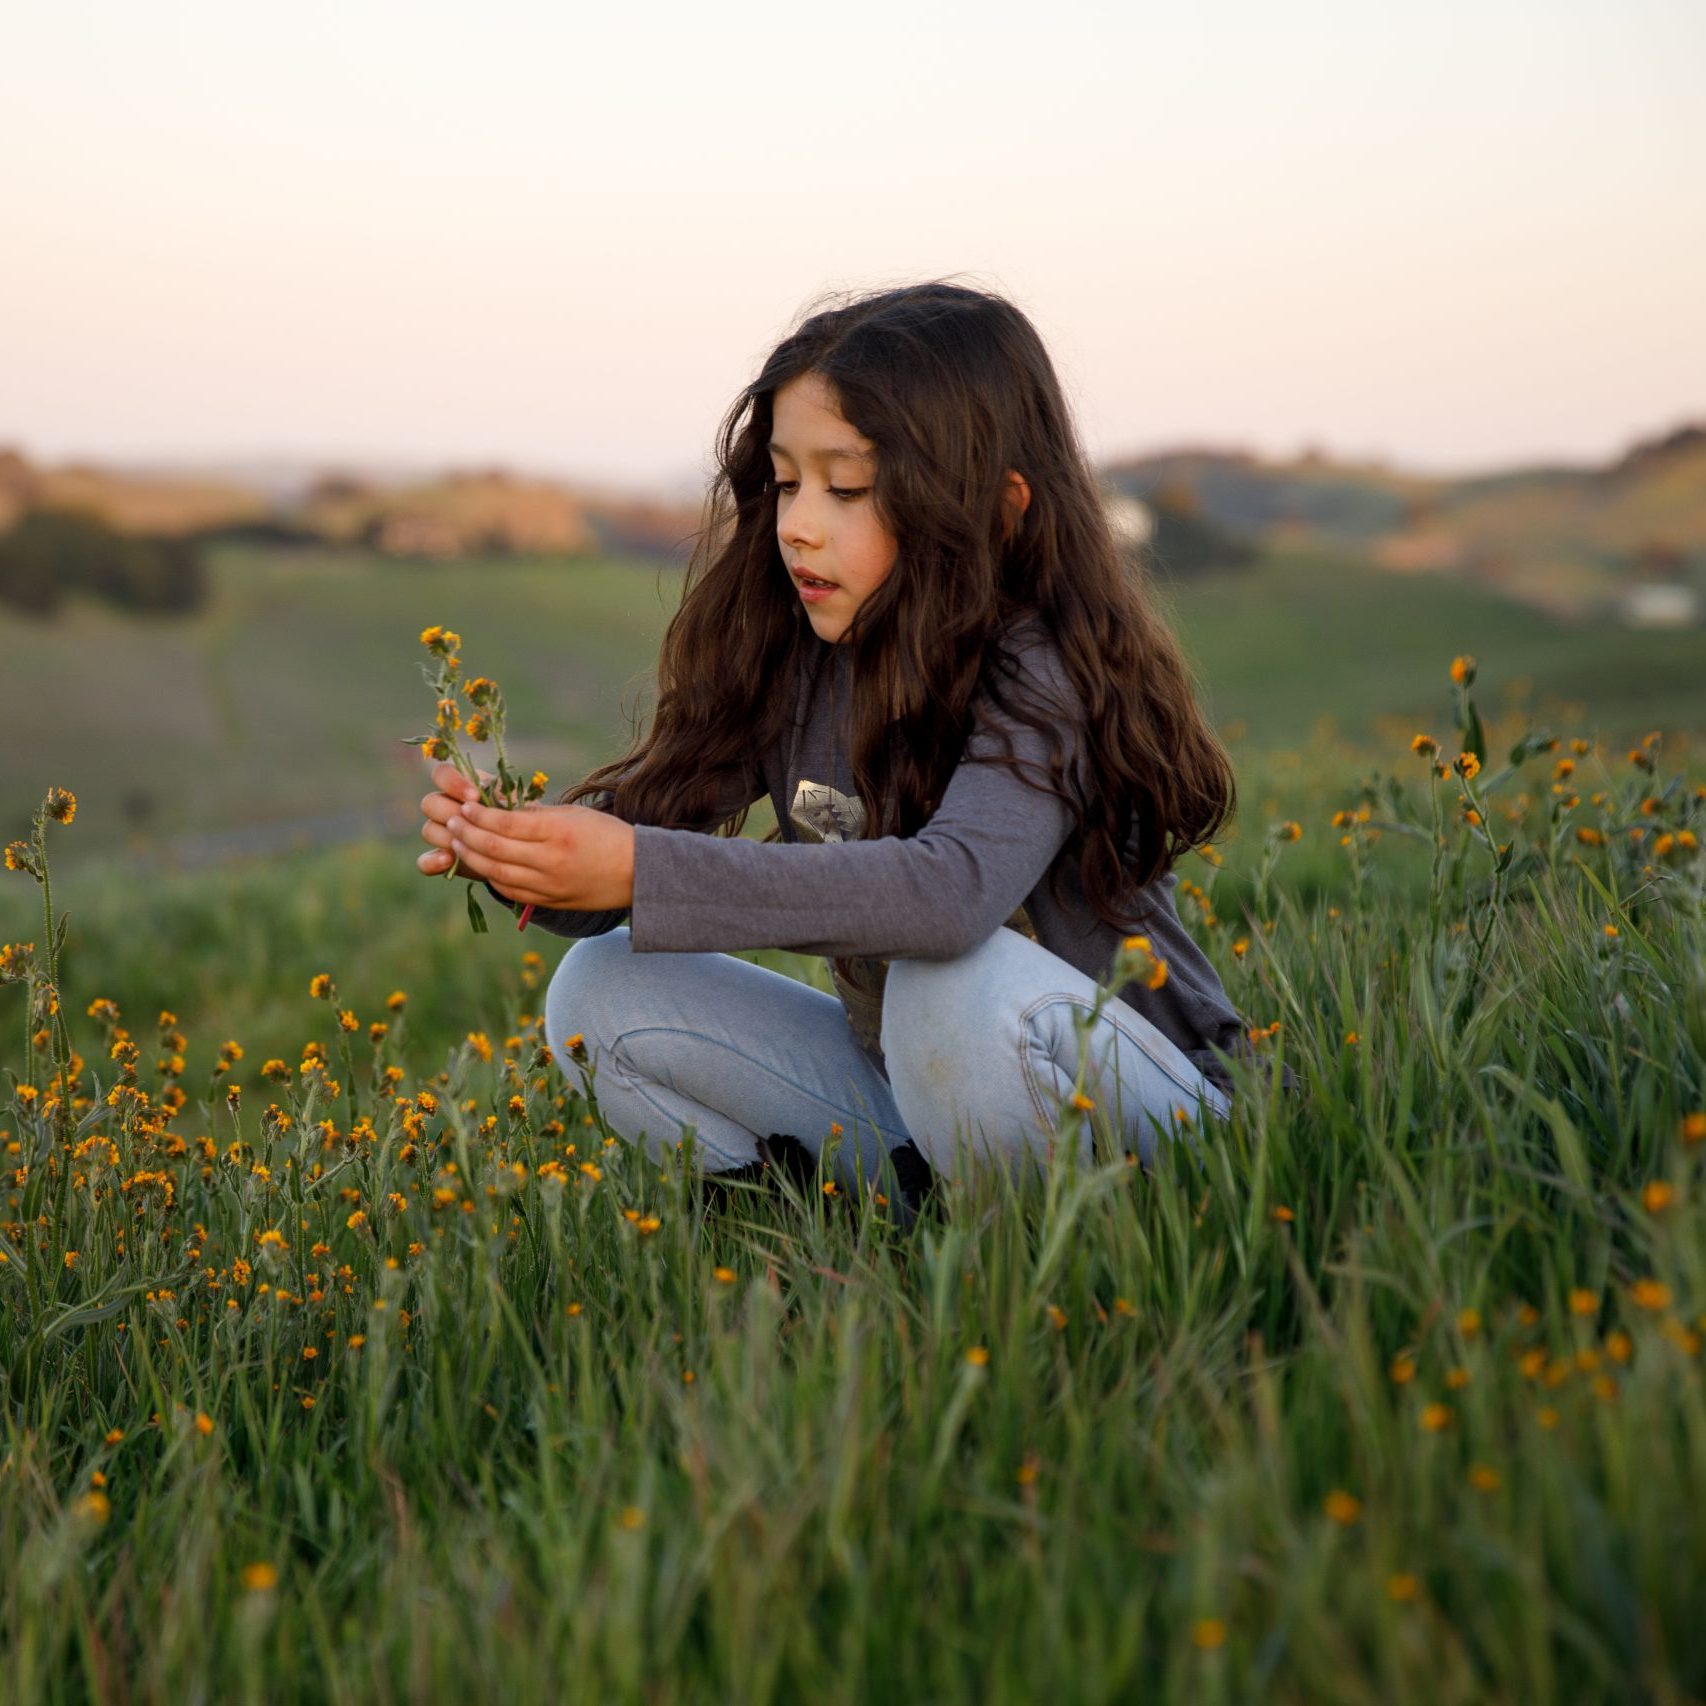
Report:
1320,658,1706,967
0,795,686,1434
407,625,552,931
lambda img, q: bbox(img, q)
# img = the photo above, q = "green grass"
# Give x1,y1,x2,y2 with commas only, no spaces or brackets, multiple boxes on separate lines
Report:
1161,544,1706,745
3,551,1706,1700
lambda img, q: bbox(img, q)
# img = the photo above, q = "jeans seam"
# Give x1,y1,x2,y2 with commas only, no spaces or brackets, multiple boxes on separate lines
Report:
1017,992,1216,1125
605,1024,910,1151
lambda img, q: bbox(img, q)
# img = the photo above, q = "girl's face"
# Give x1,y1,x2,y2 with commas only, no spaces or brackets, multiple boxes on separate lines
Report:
769,372,897,645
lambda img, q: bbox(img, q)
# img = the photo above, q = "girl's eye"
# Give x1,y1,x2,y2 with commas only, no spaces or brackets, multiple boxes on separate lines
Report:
765,478,869,502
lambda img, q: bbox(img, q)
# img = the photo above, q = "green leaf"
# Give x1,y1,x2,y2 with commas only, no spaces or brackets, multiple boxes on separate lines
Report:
36,1278,162,1343
1463,700,1487,763
466,882,489,934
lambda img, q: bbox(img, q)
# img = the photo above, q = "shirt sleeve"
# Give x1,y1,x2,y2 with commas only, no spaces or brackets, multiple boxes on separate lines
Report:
628,630,1084,960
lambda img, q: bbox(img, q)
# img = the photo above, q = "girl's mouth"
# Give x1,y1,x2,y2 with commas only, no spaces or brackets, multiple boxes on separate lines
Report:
793,571,837,601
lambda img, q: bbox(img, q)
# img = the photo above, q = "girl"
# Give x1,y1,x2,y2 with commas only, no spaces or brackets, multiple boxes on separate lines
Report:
417,280,1253,1209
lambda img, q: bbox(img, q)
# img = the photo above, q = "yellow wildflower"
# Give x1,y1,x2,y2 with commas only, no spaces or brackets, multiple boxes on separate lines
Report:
1322,1489,1361,1525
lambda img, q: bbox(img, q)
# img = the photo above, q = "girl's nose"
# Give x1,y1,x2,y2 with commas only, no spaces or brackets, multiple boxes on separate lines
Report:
778,495,821,549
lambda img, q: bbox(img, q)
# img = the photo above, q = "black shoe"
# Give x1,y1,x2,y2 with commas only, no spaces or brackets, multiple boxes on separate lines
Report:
759,1132,820,1193
696,1135,820,1213
887,1139,939,1220
696,1157,771,1213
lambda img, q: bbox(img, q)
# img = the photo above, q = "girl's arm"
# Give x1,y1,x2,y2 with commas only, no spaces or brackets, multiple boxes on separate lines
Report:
431,631,1083,960
625,633,1085,961
424,761,770,940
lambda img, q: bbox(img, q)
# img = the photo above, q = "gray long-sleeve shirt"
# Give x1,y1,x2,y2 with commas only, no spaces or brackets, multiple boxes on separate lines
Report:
503,618,1250,1094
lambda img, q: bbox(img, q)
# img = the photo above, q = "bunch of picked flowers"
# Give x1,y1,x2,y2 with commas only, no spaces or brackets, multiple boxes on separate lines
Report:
408,626,550,932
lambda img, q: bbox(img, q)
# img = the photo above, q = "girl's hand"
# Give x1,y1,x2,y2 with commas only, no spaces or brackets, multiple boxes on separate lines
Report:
417,760,490,877
417,760,635,910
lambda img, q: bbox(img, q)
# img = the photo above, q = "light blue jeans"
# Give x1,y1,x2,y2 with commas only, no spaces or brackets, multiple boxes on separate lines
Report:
542,925,1231,1192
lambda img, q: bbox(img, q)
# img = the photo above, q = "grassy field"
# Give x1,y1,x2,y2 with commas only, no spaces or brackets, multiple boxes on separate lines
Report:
3,552,1706,1700
4,540,1704,862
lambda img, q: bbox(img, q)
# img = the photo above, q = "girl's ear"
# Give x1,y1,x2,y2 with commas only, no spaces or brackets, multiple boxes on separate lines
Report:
1001,469,1033,541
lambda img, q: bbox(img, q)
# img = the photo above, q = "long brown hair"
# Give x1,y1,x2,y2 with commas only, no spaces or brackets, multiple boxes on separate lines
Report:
564,279,1234,930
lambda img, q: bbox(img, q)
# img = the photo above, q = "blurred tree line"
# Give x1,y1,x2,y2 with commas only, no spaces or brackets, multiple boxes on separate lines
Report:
0,509,208,616
1139,480,1258,578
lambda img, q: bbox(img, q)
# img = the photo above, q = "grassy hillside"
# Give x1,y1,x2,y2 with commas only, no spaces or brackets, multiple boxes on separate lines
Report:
1107,426,1706,617
6,541,1704,866
2,652,1703,1700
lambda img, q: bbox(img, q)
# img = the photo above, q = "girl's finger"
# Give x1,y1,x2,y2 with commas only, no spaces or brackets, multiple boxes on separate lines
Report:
448,817,550,870
421,819,454,848
430,760,482,802
445,839,543,896
420,790,465,823
417,848,455,874
460,800,555,841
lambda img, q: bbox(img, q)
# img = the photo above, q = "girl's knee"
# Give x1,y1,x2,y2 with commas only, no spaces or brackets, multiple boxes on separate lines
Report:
880,933,1006,1064
543,927,635,1073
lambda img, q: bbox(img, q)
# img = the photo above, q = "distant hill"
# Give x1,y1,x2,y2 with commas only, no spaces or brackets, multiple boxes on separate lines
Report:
1103,446,1434,546
3,418,1702,617
298,468,598,558
1104,420,1706,618
0,449,266,538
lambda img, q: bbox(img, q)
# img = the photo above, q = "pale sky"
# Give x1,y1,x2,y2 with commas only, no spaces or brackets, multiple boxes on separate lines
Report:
2,0,1701,490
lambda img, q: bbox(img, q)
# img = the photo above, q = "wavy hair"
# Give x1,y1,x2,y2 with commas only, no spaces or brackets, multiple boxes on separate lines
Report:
564,279,1234,929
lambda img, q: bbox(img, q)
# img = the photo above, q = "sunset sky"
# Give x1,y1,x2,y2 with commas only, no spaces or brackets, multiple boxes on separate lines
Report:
2,0,1700,491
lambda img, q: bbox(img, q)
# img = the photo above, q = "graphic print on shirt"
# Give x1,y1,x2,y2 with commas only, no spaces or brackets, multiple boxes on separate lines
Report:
789,777,1040,1061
